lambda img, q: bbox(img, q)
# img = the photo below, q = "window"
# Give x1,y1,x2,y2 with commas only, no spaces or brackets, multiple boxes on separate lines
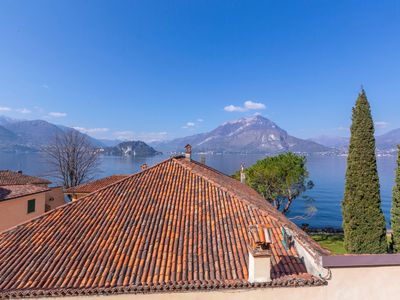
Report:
27,199,36,214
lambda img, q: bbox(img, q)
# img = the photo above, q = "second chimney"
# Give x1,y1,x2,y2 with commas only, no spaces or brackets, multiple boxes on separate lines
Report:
184,144,192,161
240,163,246,184
247,225,272,283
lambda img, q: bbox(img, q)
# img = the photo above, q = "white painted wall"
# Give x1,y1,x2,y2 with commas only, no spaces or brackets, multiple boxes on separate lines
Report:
0,192,46,232
35,265,400,300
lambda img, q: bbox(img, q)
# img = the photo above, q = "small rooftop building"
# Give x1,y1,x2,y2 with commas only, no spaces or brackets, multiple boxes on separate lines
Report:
0,170,65,232
0,152,399,299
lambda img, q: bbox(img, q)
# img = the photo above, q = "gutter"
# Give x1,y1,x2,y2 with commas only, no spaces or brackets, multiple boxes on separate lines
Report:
322,254,400,268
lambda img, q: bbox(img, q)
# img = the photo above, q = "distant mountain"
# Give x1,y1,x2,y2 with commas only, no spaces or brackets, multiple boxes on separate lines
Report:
102,141,161,156
0,125,19,152
0,116,105,152
0,116,21,126
0,125,18,143
98,139,122,147
57,124,105,147
376,129,400,150
152,115,332,154
4,120,67,148
310,129,400,153
309,135,349,150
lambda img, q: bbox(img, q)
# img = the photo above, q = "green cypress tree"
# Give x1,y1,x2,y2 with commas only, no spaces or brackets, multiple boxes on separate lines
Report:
391,145,400,252
342,89,387,253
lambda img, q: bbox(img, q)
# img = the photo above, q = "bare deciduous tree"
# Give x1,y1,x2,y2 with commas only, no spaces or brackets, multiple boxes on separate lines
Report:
44,130,100,189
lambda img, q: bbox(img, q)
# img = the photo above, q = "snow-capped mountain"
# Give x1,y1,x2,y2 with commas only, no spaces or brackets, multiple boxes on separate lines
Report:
0,116,104,152
151,115,332,154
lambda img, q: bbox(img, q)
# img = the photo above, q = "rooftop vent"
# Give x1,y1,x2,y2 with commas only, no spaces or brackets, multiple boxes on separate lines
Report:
184,144,192,161
247,224,272,283
140,164,148,170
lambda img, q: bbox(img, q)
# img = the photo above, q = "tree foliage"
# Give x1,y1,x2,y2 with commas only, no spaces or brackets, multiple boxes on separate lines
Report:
44,130,100,189
342,89,387,254
391,146,400,252
234,152,314,215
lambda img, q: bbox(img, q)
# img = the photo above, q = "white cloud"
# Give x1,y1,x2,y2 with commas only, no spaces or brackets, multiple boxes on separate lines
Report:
114,130,135,140
244,100,266,110
73,127,110,134
0,107,11,112
375,121,389,129
224,104,246,112
197,118,204,122
16,108,31,114
41,84,49,89
182,121,197,129
48,112,67,118
113,131,168,142
224,100,266,112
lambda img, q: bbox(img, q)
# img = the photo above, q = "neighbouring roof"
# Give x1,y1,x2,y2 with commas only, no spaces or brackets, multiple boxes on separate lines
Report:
0,170,51,186
64,174,129,194
0,185,50,201
0,156,328,298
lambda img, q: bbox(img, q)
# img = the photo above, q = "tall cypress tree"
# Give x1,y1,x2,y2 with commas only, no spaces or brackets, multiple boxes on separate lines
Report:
391,146,400,252
342,89,387,253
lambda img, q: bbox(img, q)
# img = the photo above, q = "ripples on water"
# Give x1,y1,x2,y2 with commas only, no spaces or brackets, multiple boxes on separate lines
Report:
0,152,396,228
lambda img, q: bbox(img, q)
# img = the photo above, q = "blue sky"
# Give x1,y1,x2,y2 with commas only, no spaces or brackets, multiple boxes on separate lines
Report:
0,0,399,141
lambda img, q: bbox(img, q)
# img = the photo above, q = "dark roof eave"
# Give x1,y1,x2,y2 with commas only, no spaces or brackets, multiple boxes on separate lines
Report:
0,277,327,298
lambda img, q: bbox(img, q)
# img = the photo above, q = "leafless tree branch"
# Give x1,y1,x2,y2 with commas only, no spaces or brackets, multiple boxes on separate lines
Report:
43,130,100,189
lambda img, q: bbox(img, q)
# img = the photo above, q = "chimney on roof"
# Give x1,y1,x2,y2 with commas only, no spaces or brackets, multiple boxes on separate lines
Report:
140,163,148,170
17,170,23,174
240,163,246,184
184,144,192,161
247,225,272,283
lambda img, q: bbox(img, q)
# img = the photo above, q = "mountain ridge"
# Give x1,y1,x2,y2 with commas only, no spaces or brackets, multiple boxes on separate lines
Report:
151,115,333,154
310,129,400,152
0,116,160,157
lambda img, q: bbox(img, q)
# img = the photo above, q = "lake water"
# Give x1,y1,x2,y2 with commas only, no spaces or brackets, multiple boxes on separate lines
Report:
0,152,396,229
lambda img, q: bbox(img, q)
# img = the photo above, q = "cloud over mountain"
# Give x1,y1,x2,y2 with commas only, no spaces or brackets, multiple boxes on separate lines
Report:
224,101,266,112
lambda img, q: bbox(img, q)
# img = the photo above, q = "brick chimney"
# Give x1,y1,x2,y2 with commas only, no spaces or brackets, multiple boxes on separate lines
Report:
240,163,246,184
184,144,192,161
247,225,272,283
140,163,148,170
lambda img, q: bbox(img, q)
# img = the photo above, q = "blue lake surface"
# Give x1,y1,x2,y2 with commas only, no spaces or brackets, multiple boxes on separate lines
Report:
0,152,396,229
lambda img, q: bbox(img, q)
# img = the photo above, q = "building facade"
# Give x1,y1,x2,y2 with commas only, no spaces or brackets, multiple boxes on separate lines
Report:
0,170,65,231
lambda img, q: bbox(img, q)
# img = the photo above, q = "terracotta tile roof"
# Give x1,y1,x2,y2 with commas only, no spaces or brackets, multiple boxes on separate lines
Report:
0,170,51,186
64,174,129,194
0,156,327,298
0,185,50,201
